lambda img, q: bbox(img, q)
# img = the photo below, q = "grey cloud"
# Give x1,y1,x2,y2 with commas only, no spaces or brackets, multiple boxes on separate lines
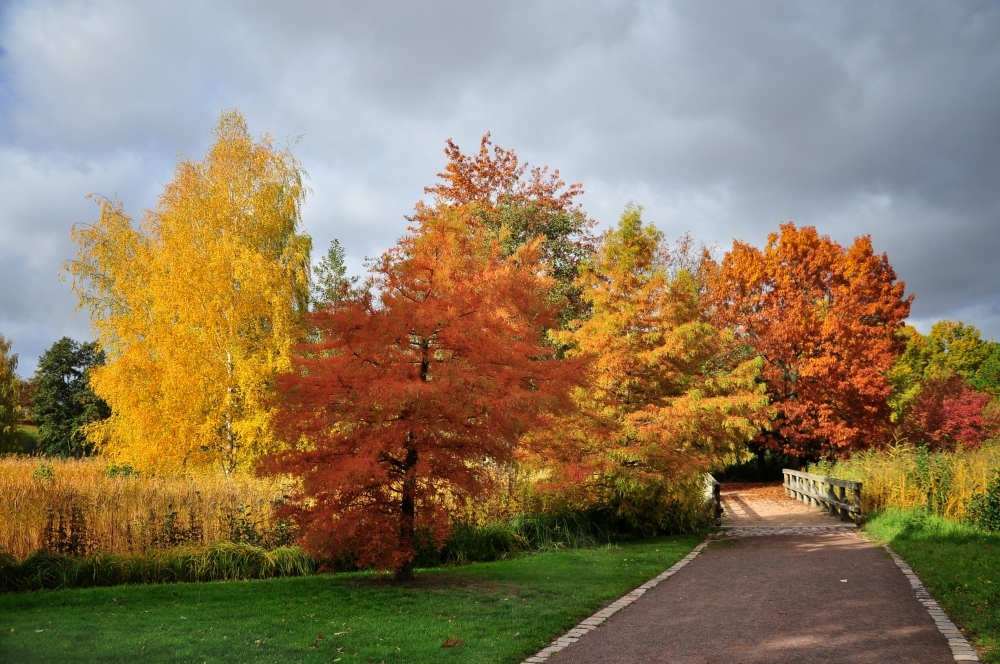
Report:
1,0,1000,371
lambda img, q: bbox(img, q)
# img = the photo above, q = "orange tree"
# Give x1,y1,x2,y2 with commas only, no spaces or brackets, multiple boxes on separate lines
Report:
262,207,579,580
535,207,768,531
710,223,912,458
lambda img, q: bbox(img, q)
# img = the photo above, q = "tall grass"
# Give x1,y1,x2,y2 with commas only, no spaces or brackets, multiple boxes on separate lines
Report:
810,441,1000,520
0,457,296,559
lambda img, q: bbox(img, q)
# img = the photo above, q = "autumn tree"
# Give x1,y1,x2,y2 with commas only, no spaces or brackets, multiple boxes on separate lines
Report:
901,375,997,450
538,207,768,529
417,134,597,326
263,207,578,580
32,337,109,458
711,223,912,458
888,321,999,419
66,110,311,474
0,333,21,448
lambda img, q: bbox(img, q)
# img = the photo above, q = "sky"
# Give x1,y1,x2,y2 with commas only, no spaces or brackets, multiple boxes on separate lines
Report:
1,0,999,374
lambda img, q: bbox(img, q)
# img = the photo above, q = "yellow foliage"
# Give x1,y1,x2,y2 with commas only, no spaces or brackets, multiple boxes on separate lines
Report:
0,457,292,560
66,110,311,474
811,441,1000,519
538,206,769,514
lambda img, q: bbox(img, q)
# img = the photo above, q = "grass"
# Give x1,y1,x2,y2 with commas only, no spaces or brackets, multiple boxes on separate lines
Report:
0,425,39,455
0,535,700,663
865,509,1000,662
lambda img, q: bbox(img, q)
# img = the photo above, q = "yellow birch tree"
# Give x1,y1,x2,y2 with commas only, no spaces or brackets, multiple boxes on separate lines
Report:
66,110,311,475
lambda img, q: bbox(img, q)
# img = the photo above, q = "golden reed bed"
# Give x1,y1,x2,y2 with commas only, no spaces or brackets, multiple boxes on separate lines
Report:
811,441,1000,520
0,457,294,559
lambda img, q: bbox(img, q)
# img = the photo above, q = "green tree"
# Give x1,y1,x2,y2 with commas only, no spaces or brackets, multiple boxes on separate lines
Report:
310,238,359,309
970,343,1000,396
926,320,992,380
33,337,110,457
0,333,21,447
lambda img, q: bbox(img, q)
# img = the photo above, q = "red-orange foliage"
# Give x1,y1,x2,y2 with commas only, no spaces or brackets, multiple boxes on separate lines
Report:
711,223,912,458
262,208,578,579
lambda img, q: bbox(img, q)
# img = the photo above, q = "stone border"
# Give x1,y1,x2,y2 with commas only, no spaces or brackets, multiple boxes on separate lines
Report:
520,539,710,663
885,547,980,662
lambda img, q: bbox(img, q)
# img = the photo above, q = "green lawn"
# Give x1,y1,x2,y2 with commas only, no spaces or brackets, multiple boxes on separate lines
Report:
0,535,700,663
865,509,1000,663
1,424,39,455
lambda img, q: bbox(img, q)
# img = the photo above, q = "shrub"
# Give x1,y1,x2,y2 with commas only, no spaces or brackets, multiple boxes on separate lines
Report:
0,542,314,594
967,473,1000,533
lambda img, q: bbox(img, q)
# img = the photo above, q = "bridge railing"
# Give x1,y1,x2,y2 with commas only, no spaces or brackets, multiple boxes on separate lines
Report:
704,473,722,526
782,469,863,525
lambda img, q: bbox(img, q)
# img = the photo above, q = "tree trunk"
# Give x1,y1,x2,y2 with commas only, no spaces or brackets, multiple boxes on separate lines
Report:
393,445,419,582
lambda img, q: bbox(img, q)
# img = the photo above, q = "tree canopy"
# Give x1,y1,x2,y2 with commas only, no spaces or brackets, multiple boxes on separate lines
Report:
0,333,21,448
417,133,597,327
711,223,912,458
537,207,768,527
264,206,579,579
32,337,109,457
66,110,311,474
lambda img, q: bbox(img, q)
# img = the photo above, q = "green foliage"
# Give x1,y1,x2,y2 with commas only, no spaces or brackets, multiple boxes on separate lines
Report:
888,321,1000,422
865,509,1000,662
32,337,109,457
968,473,1000,533
415,505,709,569
0,333,21,449
309,238,360,309
0,542,314,593
31,461,55,481
102,463,138,478
971,344,1000,396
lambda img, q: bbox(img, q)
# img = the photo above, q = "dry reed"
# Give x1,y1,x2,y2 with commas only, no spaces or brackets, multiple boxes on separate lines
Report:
0,457,296,560
810,441,1000,520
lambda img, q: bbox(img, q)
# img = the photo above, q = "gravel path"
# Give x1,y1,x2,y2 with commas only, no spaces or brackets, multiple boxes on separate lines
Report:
529,486,971,663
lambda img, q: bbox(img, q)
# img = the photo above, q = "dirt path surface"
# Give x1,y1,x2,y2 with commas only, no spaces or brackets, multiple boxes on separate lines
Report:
545,486,957,664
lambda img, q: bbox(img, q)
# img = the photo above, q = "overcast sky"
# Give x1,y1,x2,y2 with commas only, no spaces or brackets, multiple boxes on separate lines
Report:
2,0,999,373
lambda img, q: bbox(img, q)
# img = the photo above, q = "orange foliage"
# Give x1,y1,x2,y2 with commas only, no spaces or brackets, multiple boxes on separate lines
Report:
417,134,597,325
711,223,912,458
263,207,579,579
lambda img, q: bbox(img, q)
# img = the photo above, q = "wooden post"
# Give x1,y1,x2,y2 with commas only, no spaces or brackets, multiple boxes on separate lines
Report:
838,485,848,521
826,481,838,516
853,483,863,525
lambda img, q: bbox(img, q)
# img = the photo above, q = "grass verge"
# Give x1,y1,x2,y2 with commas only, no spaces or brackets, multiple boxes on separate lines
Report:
865,509,1000,663
0,534,700,663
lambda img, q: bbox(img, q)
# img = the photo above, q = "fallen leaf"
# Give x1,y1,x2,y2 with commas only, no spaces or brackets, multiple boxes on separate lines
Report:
441,636,463,648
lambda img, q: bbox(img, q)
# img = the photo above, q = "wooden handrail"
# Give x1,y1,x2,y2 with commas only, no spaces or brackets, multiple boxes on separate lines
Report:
782,469,863,525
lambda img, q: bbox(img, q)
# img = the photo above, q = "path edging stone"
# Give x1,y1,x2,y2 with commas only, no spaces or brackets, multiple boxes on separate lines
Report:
520,538,711,663
884,546,981,662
